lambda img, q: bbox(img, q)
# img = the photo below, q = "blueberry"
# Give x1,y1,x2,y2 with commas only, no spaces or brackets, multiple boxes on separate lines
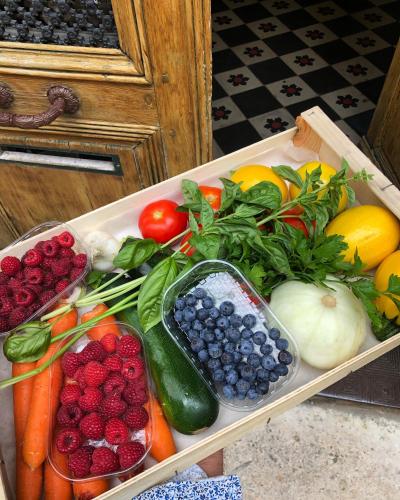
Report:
202,331,215,343
223,384,236,400
247,353,261,368
257,381,270,395
232,351,242,364
253,331,267,345
230,314,242,328
247,388,259,400
225,369,238,385
242,314,257,329
240,364,256,382
205,318,216,329
220,301,235,316
180,321,191,332
257,369,270,382
183,306,196,322
192,319,203,331
269,327,280,340
207,358,221,371
175,297,186,310
237,392,246,400
186,294,197,306
276,338,289,350
239,339,253,356
191,338,205,353
216,316,230,330
208,343,223,359
241,328,253,339
261,355,276,371
236,378,251,394
212,369,225,382
223,363,234,372
194,287,206,299
196,308,209,321
224,342,235,353
174,310,183,323
221,352,233,365
278,350,293,365
260,343,273,355
214,328,225,341
226,327,241,343
268,371,279,382
209,307,220,320
197,349,209,362
274,363,289,376
187,329,199,341
202,296,214,309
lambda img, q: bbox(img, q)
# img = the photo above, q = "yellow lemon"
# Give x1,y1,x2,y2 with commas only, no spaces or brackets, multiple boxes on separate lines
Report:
231,164,288,202
325,205,400,271
289,161,348,212
374,251,400,325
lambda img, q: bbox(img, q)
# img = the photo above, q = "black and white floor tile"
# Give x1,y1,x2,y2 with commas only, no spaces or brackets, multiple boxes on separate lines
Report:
212,0,400,155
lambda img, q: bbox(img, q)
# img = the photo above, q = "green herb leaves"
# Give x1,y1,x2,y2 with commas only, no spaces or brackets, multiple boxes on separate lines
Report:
4,322,51,363
113,237,160,271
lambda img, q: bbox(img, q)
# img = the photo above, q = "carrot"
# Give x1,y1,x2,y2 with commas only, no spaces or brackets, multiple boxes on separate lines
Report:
13,363,43,500
44,445,72,500
48,307,78,337
144,393,176,462
73,479,109,500
81,303,122,341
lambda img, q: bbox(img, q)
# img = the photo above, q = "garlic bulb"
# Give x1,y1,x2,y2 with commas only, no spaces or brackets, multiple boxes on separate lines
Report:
83,230,121,272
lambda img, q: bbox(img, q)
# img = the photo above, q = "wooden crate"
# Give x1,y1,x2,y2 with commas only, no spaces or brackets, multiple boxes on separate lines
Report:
1,107,399,499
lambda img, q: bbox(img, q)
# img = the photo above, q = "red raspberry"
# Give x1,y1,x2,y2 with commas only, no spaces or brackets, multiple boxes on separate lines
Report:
100,333,118,354
123,406,149,431
51,258,72,278
79,412,105,440
70,267,83,282
57,231,75,248
34,240,45,251
8,278,23,292
104,418,129,445
103,373,126,396
0,272,8,284
8,307,27,329
27,302,41,318
25,283,42,297
117,335,141,358
0,297,13,317
15,288,36,307
57,404,83,427
122,383,148,406
0,317,9,333
39,290,56,306
117,441,145,470
104,354,122,372
73,366,87,390
22,249,43,267
59,247,75,259
79,341,107,364
43,272,56,289
90,447,119,475
100,395,127,418
68,447,93,478
121,358,144,382
83,361,109,387
41,257,56,270
0,285,10,298
42,240,60,258
1,256,21,276
60,384,81,405
55,428,82,454
55,279,70,294
62,352,80,377
79,387,103,412
24,267,44,285
72,253,87,269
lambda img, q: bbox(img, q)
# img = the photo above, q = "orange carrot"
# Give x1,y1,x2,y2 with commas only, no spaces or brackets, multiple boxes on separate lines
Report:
44,445,72,500
13,363,43,500
48,307,78,337
144,393,176,462
73,479,109,499
81,304,122,341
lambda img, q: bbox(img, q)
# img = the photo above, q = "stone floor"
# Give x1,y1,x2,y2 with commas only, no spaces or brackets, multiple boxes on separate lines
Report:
224,397,400,499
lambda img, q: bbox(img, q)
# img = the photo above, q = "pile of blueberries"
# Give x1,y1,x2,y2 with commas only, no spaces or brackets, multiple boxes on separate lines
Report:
173,287,293,402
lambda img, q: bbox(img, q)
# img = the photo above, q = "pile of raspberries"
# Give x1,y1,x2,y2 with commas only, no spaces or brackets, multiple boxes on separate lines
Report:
0,231,87,333
55,334,148,478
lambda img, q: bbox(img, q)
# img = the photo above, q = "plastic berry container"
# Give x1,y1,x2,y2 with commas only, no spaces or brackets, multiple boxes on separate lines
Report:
162,259,300,411
0,221,91,336
48,322,153,482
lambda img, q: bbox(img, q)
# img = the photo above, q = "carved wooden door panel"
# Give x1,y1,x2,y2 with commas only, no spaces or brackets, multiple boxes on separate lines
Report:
0,0,212,247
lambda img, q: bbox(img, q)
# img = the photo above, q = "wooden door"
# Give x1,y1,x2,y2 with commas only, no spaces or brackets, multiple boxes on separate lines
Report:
0,0,212,247
366,40,400,185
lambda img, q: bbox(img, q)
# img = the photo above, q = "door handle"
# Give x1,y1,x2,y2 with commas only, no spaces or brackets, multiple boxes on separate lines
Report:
0,84,79,129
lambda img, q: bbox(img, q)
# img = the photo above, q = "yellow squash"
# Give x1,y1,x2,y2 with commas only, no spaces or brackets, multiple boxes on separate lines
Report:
325,205,400,271
231,164,288,202
374,251,400,325
289,161,348,212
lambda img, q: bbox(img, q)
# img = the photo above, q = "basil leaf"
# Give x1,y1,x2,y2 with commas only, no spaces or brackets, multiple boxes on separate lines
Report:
217,217,258,242
220,178,241,211
4,322,51,363
113,238,160,271
234,204,264,217
272,165,303,188
200,197,214,230
86,270,106,289
238,181,281,209
138,257,178,332
345,185,356,205
181,179,202,211
188,210,199,234
190,233,220,259
387,274,400,296
251,236,292,276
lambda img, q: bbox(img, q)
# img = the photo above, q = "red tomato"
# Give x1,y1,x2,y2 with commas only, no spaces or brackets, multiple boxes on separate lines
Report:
199,186,222,211
282,217,309,237
283,205,304,216
179,231,196,256
138,200,188,244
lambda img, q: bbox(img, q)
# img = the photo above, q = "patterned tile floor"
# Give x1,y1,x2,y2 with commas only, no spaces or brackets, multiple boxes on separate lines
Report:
212,0,400,155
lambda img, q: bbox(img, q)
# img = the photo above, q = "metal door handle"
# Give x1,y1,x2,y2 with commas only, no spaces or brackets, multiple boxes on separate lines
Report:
0,84,79,129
